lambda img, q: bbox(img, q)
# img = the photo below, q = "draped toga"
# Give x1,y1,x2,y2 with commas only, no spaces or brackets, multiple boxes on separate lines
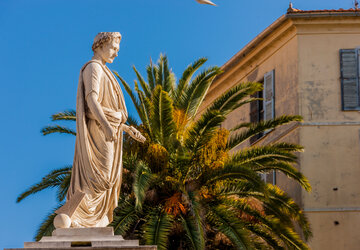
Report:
56,60,127,227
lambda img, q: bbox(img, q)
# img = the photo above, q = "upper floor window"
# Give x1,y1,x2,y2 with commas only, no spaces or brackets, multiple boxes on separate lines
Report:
340,49,360,110
249,69,275,144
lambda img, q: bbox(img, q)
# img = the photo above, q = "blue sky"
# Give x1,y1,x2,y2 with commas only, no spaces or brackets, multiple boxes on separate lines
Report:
0,0,349,248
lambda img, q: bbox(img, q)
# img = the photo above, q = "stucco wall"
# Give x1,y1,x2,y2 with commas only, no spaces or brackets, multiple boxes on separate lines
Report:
296,18,360,249
307,211,360,250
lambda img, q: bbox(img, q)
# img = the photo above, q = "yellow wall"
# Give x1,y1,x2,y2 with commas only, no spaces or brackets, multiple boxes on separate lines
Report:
296,18,360,249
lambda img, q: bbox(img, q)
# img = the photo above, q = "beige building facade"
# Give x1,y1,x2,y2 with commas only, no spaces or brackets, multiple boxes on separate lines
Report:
201,8,360,249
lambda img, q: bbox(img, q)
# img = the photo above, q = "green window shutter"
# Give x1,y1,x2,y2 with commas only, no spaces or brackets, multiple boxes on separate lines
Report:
263,70,275,120
340,49,360,110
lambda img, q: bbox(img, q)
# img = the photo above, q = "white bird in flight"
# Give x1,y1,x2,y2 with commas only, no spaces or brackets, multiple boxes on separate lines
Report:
196,0,217,6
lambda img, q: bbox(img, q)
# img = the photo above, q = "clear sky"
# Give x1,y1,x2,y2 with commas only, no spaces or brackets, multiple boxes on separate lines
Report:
0,0,350,248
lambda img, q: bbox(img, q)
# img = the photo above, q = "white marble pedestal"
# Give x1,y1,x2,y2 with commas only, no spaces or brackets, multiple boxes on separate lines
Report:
5,228,156,250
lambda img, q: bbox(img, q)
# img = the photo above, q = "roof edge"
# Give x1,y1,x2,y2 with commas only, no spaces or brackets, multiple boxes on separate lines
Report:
219,9,360,76
220,15,287,73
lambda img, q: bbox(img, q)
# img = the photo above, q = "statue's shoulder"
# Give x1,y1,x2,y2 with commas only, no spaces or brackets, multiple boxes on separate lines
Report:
82,61,104,74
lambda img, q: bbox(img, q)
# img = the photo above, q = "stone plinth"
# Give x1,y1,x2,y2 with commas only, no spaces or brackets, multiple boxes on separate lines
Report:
5,227,156,250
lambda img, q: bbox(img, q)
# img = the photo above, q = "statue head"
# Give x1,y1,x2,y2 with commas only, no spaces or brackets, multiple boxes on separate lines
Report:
92,32,122,64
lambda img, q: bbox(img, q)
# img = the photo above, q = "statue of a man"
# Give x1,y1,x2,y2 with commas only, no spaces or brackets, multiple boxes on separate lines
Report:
55,32,145,228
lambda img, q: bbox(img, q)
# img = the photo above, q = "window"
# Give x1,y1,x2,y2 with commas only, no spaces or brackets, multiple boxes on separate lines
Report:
249,69,275,144
249,69,276,184
249,89,263,144
263,70,275,121
340,49,360,110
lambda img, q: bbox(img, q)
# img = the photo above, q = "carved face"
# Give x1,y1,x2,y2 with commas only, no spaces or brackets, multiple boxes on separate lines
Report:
96,38,120,64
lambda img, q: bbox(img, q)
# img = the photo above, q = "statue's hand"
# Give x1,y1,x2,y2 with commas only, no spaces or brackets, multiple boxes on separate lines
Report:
129,126,146,143
104,124,116,142
122,125,146,143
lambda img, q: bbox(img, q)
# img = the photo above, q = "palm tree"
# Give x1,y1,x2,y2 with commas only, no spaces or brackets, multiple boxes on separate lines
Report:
17,55,312,249
109,55,312,249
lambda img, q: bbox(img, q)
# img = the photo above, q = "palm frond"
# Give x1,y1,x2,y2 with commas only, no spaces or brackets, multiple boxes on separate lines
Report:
135,82,153,137
133,66,152,99
146,58,157,91
155,55,175,96
208,82,263,115
161,55,176,96
133,161,153,210
230,145,300,166
205,164,267,194
184,191,205,250
227,115,302,149
41,125,76,136
143,207,174,250
262,185,312,240
184,110,225,152
220,197,310,250
110,197,140,235
214,182,312,241
206,204,251,249
244,223,285,249
150,85,175,145
255,161,311,192
181,215,205,250
126,114,139,127
113,71,145,123
181,66,222,119
57,171,71,202
51,110,76,121
17,166,72,203
174,58,207,108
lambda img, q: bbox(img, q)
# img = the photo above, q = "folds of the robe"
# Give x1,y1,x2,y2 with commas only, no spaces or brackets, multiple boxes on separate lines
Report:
56,60,127,227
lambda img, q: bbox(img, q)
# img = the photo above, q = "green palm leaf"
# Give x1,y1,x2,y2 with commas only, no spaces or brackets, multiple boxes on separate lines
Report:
41,125,76,136
143,207,174,250
184,110,225,152
244,223,284,249
51,110,76,121
174,58,207,108
133,161,153,210
126,114,139,127
205,165,267,194
155,55,175,96
110,197,140,235
181,67,222,119
146,58,157,91
181,214,205,250
255,161,311,191
133,65,152,99
17,166,72,203
57,171,71,202
227,115,302,149
220,197,309,250
150,85,175,145
135,81,153,137
113,71,145,123
206,204,250,249
230,145,300,165
208,82,263,115
183,191,205,249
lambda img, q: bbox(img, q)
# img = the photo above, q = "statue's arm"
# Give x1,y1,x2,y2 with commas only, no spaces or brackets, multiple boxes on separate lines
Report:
121,124,146,143
83,63,116,141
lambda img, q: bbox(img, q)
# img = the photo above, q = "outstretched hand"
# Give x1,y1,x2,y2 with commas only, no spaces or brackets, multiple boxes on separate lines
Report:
122,124,146,143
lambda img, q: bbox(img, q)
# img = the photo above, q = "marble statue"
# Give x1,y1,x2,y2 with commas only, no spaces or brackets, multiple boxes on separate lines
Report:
54,32,145,228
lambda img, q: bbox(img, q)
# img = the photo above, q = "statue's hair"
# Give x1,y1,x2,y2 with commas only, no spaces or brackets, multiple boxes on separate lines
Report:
92,32,122,52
